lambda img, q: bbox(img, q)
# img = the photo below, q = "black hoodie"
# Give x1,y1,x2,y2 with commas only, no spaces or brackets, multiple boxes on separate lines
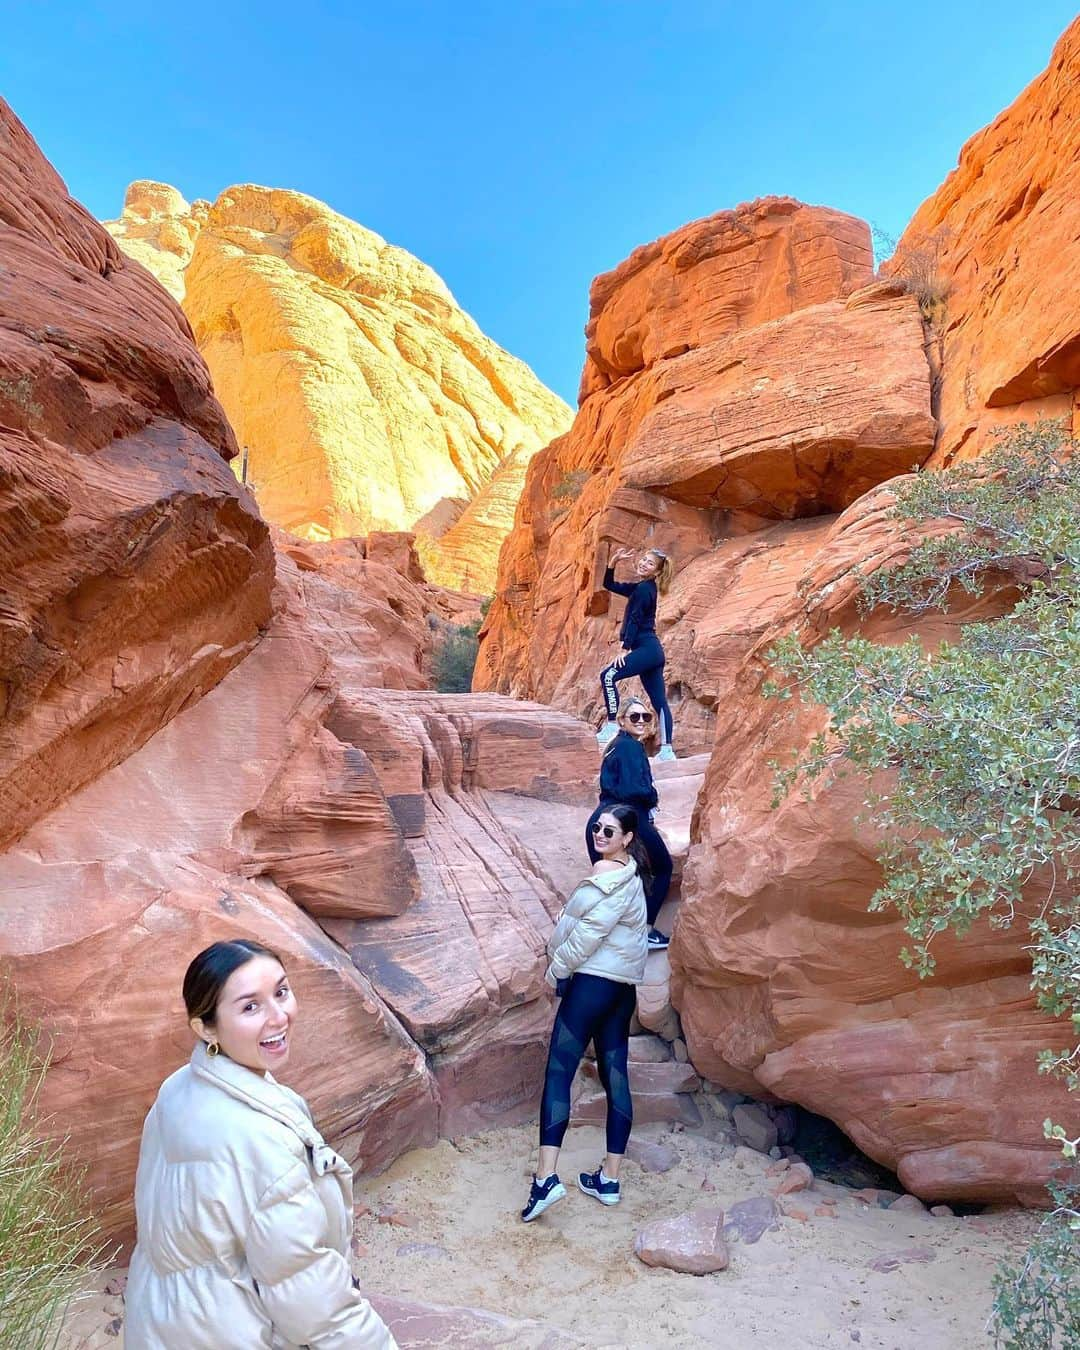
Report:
604,566,657,650
599,731,658,812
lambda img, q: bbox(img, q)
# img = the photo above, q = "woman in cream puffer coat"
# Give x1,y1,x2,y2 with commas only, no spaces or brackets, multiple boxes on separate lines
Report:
126,939,395,1350
521,804,649,1223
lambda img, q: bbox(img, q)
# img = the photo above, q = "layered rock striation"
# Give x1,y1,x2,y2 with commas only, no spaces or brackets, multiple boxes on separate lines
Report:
107,183,573,591
1,551,595,1235
891,16,1080,463
476,198,931,750
0,100,274,849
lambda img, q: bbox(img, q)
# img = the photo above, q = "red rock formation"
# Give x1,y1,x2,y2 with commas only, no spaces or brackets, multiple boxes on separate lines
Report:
892,16,1080,462
0,98,274,847
280,531,481,692
580,197,872,397
669,484,1073,1205
476,202,931,753
662,26,1080,1203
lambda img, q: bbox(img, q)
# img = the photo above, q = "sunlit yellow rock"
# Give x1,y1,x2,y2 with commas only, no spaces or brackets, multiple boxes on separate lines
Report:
104,180,208,303
107,182,571,590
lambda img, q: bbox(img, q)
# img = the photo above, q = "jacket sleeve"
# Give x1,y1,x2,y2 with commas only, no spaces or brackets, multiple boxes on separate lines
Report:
246,1161,398,1350
547,882,623,981
626,741,659,810
598,742,623,801
603,565,637,598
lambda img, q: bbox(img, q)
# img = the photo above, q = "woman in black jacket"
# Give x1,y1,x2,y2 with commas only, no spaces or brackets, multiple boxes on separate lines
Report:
585,698,674,950
596,546,675,760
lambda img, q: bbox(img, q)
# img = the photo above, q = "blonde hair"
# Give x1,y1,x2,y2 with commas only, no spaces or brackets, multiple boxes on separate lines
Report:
648,550,675,595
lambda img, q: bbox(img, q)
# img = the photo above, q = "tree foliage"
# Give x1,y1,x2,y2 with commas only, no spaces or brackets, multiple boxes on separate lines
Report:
764,422,1080,1347
432,619,481,693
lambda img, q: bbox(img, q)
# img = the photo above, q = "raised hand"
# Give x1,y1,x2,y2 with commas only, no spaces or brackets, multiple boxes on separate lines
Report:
609,546,634,565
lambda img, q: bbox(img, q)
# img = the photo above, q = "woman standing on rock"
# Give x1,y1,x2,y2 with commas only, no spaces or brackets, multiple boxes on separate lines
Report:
126,938,396,1350
587,697,674,951
595,546,676,760
522,805,649,1223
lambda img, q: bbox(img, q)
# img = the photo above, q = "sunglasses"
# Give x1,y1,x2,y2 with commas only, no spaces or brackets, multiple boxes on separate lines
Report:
591,822,619,839
627,711,653,724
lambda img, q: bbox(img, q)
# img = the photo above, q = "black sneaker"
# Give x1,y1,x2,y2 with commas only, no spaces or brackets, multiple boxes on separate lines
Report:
521,1173,566,1222
578,1167,621,1206
647,928,670,950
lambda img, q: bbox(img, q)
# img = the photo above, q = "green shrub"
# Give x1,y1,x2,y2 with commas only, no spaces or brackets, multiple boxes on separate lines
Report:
549,469,590,520
764,422,1080,1346
991,1170,1080,1349
0,999,105,1348
432,620,481,693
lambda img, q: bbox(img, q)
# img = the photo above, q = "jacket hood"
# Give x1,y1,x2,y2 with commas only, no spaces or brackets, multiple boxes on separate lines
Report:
586,859,639,895
189,1043,347,1179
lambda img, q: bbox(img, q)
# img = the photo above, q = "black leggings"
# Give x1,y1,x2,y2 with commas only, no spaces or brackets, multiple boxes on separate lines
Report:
539,972,636,1156
600,636,673,744
585,803,672,926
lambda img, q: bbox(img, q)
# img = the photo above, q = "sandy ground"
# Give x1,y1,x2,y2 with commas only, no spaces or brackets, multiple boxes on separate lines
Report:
61,1115,1040,1349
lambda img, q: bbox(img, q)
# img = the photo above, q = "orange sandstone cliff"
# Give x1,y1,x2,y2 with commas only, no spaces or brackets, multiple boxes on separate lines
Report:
891,18,1080,464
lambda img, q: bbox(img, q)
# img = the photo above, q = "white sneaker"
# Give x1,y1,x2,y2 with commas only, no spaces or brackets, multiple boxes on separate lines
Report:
655,745,676,762
596,721,619,746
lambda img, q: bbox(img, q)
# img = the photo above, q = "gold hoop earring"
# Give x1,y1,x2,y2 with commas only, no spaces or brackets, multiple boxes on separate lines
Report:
207,1040,220,1057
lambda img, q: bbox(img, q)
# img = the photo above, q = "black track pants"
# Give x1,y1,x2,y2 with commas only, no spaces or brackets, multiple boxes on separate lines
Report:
539,972,636,1155
599,636,674,744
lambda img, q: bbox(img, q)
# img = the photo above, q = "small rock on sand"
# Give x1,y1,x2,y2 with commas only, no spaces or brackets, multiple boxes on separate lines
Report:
634,1208,729,1275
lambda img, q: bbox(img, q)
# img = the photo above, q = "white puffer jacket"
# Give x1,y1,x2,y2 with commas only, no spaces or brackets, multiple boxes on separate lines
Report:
546,859,648,986
126,1044,396,1350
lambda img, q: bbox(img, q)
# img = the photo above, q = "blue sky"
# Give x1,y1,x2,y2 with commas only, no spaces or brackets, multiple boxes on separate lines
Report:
2,2,1075,403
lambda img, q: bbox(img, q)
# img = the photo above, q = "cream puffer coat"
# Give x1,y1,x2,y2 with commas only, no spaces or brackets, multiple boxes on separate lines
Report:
126,1043,396,1350
546,858,648,986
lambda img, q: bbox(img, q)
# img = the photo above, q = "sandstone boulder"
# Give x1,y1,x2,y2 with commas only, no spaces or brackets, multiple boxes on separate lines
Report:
618,290,934,516
626,1138,679,1173
671,485,1075,1205
581,196,872,395
634,1208,729,1275
722,1197,782,1245
732,1104,779,1155
0,100,274,849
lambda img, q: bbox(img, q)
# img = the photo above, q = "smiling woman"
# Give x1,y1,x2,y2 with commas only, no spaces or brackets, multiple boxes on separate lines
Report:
184,939,297,1073
125,939,397,1349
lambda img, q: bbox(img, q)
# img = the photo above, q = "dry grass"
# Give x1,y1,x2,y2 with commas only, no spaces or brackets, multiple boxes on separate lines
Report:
0,999,107,1350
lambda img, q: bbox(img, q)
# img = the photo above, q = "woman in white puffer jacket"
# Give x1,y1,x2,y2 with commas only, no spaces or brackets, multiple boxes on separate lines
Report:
126,938,396,1350
521,804,649,1223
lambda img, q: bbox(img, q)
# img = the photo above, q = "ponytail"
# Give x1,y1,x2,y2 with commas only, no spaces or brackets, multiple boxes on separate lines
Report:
654,554,675,596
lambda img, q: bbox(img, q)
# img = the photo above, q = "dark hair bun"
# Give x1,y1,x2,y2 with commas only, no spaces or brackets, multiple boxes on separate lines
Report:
183,938,283,1026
